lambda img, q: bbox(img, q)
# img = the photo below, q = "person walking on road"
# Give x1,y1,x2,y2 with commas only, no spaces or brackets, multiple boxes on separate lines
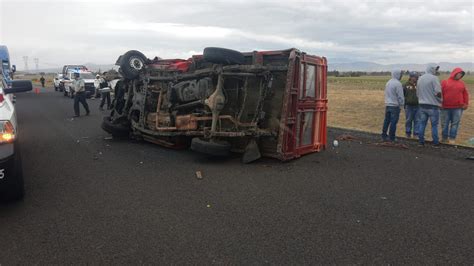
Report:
416,64,442,146
40,75,45,88
72,72,90,117
403,72,419,138
441,67,469,144
381,70,405,142
99,72,111,111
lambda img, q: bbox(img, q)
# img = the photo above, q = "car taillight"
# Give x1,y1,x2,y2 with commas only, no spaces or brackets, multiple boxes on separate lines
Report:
0,94,4,103
0,121,15,143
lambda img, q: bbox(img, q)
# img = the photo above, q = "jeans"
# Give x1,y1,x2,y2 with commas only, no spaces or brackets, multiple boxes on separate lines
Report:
74,92,90,116
381,106,400,141
417,105,440,144
441,108,463,140
405,105,419,137
100,92,111,109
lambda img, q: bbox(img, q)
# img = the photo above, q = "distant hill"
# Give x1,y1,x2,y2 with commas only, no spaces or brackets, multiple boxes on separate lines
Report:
328,61,473,72
29,61,474,74
27,63,116,74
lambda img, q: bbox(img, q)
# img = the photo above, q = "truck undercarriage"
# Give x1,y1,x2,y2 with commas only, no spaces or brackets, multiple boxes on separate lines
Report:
102,47,328,162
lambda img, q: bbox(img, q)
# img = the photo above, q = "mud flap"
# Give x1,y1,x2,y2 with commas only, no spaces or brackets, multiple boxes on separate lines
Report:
242,139,261,164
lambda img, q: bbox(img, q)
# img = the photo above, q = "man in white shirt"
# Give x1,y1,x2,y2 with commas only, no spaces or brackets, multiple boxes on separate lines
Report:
73,72,90,117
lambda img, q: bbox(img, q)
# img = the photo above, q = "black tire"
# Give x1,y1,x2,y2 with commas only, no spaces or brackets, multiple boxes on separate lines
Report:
101,116,130,138
203,47,245,65
119,50,147,80
191,138,231,157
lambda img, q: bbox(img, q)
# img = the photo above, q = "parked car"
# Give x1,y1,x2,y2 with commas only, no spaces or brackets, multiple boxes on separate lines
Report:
62,71,96,98
0,45,33,201
53,73,63,91
102,47,328,162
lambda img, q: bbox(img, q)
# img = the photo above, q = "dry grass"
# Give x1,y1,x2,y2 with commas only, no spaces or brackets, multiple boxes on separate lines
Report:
328,74,474,147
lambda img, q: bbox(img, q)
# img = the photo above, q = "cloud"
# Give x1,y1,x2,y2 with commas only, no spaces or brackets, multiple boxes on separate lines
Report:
0,0,472,70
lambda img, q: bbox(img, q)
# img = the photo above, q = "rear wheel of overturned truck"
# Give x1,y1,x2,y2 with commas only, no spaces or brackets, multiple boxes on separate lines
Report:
190,138,232,157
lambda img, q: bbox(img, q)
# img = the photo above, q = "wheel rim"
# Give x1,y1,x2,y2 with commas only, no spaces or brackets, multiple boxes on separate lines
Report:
129,57,144,70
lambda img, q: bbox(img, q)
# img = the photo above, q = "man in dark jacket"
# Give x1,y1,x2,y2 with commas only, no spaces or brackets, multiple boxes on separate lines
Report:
441,67,469,144
99,72,111,111
403,72,419,138
40,75,45,88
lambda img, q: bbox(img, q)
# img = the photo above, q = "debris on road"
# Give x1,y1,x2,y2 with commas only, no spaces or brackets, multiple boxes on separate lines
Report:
195,171,203,180
372,142,409,149
333,140,339,147
336,134,359,141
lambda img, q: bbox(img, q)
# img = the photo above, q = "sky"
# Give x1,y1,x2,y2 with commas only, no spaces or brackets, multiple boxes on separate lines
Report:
0,0,473,70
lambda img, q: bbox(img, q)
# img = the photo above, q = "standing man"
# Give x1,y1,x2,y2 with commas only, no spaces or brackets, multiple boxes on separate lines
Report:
40,75,45,88
72,72,90,117
441,67,469,144
381,70,405,142
403,72,419,138
93,74,101,99
99,72,111,111
416,64,442,146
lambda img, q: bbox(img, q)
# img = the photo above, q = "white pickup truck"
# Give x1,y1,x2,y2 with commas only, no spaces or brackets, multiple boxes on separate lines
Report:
53,73,63,91
62,71,96,98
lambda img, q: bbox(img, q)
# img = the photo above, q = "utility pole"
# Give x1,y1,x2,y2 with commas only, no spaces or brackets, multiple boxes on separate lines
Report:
23,56,29,72
34,58,39,72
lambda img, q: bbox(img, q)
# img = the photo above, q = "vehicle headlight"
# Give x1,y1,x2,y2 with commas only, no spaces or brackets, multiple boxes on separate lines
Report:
0,121,15,143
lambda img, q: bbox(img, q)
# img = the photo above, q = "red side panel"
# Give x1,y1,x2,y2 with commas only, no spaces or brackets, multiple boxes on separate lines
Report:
278,51,327,160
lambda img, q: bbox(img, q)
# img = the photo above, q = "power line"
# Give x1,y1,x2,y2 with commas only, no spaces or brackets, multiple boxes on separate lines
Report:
34,58,39,72
23,56,29,71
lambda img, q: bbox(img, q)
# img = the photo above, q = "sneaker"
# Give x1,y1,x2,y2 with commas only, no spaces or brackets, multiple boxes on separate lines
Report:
406,134,412,139
73,115,80,118
86,111,90,116
418,142,425,147
448,139,456,145
432,142,441,148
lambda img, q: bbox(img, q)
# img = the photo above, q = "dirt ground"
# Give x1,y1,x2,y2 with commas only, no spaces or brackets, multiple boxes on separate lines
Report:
328,75,474,147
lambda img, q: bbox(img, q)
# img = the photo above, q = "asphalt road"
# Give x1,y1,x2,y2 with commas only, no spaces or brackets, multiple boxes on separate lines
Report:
1,88,473,264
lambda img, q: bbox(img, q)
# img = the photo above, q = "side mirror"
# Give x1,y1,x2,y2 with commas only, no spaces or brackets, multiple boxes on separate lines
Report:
4,80,33,94
12,65,16,73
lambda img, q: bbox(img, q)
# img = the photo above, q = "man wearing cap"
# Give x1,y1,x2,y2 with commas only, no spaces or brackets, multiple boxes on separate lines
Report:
441,67,469,144
403,72,419,138
72,72,90,117
416,64,442,146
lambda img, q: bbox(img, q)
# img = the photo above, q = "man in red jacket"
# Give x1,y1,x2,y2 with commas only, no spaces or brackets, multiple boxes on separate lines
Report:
441,68,469,144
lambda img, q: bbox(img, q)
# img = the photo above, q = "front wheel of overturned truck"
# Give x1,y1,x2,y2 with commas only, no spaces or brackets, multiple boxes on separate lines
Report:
101,116,131,138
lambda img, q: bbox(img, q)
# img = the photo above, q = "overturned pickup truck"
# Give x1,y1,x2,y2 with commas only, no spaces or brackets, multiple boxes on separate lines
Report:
102,47,328,162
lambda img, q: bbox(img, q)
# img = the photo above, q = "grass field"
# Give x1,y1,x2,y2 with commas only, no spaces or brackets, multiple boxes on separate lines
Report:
328,74,474,147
